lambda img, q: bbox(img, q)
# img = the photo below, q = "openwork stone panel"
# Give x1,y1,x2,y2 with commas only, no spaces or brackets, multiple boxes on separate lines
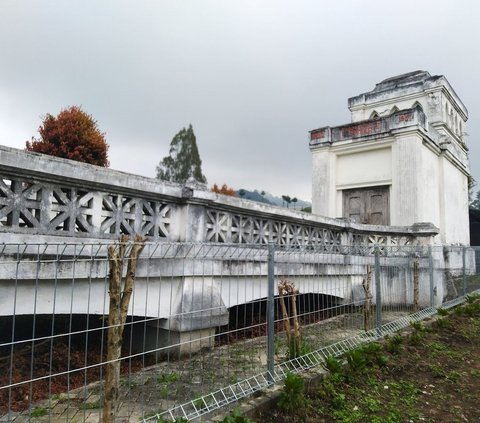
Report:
0,175,173,239
205,209,343,250
351,233,420,255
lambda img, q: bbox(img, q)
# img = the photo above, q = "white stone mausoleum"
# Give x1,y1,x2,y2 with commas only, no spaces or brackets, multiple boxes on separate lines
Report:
309,71,471,245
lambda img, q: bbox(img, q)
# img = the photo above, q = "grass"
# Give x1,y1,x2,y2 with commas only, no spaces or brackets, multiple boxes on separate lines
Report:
254,297,480,422
78,400,103,410
30,406,48,417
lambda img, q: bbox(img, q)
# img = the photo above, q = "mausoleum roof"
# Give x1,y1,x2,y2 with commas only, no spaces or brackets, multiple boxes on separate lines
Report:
348,70,467,117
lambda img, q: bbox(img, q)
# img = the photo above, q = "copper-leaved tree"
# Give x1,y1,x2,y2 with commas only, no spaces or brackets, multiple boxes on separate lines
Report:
211,183,237,197
26,106,109,167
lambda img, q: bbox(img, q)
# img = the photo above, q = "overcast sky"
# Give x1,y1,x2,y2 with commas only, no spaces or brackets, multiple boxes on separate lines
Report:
1,0,478,201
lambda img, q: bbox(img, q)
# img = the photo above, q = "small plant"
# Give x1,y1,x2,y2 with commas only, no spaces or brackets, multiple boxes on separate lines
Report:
435,317,449,329
322,355,344,375
152,415,188,423
460,300,480,316
385,334,403,354
409,321,427,345
30,407,48,417
287,338,314,359
409,321,425,332
437,307,449,316
345,348,367,372
221,407,255,423
360,342,388,366
157,372,178,398
331,392,346,410
466,293,480,303
193,397,206,410
79,400,103,410
277,372,305,412
409,330,423,345
157,372,178,384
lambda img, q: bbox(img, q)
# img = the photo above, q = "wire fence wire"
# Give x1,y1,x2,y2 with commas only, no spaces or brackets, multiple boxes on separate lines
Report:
0,242,479,422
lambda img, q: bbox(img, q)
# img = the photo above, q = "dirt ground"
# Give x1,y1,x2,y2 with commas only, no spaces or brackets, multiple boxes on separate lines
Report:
256,297,480,423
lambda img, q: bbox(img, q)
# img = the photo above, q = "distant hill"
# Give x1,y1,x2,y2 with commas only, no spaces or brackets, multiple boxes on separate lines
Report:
235,189,311,211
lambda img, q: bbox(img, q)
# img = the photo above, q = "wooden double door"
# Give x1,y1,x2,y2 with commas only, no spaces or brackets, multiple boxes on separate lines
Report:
343,186,390,225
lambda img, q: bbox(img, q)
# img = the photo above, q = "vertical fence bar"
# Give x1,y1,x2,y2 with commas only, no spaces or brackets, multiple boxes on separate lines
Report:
267,242,275,382
463,246,467,296
429,246,434,307
374,246,382,332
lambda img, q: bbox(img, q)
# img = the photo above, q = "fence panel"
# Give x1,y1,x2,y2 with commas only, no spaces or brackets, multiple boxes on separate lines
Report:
0,242,478,422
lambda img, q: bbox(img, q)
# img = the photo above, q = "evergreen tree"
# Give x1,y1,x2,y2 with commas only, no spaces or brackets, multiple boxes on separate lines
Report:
156,125,207,184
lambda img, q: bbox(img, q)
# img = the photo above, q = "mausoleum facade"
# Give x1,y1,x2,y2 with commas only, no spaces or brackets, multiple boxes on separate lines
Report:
309,71,471,245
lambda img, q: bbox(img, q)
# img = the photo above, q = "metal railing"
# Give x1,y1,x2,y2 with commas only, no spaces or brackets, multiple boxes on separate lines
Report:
0,242,478,422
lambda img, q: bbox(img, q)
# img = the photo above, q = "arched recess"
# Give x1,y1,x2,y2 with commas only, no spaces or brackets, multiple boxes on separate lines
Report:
369,111,379,119
390,106,399,114
412,101,424,112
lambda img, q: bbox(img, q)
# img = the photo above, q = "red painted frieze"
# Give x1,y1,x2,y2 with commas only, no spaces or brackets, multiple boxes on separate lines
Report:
310,129,325,140
340,120,382,138
398,111,414,122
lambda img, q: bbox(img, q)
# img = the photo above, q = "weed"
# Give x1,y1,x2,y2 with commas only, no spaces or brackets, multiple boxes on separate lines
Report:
470,369,480,377
157,372,178,398
193,397,206,410
446,370,462,383
385,334,403,354
286,338,314,360
221,407,255,423
144,412,188,423
466,293,480,303
157,372,178,384
430,364,447,378
435,317,449,328
78,400,103,410
322,355,344,375
361,342,388,366
277,372,305,412
408,323,427,345
428,341,447,351
437,307,449,316
345,348,367,372
362,396,381,412
331,392,346,410
30,407,48,417
409,321,425,332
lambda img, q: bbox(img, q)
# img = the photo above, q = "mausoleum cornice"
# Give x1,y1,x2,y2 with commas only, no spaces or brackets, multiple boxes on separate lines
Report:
309,107,426,149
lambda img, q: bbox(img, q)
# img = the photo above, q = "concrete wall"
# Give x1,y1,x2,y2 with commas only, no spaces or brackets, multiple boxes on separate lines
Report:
311,71,471,246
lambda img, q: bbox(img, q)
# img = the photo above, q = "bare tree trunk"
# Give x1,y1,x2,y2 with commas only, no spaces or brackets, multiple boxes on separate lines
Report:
290,293,301,348
278,285,291,345
362,264,373,331
278,279,301,356
413,261,419,312
103,235,145,423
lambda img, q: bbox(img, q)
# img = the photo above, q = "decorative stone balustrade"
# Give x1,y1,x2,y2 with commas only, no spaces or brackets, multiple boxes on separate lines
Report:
0,145,438,247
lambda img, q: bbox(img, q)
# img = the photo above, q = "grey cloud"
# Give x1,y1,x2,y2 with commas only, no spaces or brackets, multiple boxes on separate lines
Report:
0,0,478,202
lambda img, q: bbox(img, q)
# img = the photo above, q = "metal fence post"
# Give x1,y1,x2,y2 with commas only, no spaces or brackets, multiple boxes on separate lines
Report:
374,246,382,332
429,246,434,307
267,242,275,383
463,246,467,296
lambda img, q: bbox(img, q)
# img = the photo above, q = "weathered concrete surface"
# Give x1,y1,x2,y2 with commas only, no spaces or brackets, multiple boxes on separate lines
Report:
0,144,438,247
310,71,471,245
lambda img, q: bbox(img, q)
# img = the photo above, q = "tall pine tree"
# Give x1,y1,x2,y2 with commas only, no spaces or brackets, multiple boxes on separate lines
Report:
156,125,207,184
